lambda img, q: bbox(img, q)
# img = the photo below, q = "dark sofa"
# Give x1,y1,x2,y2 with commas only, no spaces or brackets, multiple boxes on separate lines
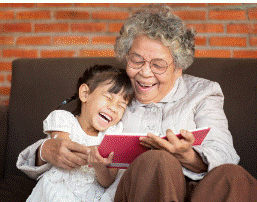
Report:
0,57,256,201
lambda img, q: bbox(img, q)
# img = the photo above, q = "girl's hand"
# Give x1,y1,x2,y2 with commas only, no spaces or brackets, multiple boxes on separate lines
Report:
87,146,114,169
87,146,118,188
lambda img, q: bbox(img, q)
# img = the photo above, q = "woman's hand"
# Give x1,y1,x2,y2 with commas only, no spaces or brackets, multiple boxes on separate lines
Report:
140,129,194,159
139,129,208,173
38,138,91,170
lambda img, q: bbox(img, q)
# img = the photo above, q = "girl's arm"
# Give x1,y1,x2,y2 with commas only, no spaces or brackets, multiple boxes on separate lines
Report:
88,146,118,188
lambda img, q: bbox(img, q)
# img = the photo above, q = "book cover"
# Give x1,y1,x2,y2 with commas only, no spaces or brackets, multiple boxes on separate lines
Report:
98,127,210,169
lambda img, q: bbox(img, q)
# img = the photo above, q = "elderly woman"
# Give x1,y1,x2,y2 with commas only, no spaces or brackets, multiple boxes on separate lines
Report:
17,4,257,202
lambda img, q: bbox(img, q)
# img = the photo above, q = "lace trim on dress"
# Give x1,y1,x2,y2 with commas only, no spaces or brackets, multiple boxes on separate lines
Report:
43,165,105,201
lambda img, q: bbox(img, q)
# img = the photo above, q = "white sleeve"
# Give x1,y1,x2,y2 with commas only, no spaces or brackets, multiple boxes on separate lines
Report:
183,82,240,180
43,110,75,136
16,138,52,180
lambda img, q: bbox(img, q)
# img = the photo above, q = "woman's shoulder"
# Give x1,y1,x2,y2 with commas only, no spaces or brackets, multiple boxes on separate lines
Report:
182,74,222,95
182,74,214,84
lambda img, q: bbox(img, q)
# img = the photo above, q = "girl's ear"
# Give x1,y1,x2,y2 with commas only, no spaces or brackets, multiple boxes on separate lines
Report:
79,84,90,102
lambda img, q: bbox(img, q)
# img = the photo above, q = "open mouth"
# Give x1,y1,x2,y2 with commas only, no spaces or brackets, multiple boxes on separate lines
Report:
137,81,157,89
99,112,112,123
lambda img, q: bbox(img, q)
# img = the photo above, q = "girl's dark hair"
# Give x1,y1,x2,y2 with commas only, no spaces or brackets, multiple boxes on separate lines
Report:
57,65,134,116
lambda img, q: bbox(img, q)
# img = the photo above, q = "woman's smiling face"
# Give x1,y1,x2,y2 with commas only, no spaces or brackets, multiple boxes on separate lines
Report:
126,35,182,104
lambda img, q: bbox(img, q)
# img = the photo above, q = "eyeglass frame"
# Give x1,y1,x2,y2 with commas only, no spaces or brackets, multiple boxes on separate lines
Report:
125,53,174,75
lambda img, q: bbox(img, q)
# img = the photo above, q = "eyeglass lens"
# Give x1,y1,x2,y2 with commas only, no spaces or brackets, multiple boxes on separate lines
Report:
127,53,168,74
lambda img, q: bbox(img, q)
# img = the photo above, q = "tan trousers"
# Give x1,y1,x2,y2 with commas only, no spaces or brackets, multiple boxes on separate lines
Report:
114,150,257,202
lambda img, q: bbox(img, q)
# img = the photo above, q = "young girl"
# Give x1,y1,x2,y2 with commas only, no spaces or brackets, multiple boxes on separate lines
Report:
26,65,134,202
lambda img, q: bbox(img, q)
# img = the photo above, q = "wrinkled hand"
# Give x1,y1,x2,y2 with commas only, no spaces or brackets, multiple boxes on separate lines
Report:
41,138,91,170
88,146,114,169
139,129,195,162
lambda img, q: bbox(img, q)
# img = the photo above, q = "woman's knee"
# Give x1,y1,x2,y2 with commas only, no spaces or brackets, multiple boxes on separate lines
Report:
131,150,184,175
138,150,180,165
210,164,251,180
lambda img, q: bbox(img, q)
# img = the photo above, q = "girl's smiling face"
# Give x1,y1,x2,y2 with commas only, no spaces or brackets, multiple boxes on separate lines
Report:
126,35,182,104
79,82,128,135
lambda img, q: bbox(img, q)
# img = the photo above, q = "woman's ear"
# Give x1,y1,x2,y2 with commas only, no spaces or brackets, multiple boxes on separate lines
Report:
79,84,90,102
174,68,183,79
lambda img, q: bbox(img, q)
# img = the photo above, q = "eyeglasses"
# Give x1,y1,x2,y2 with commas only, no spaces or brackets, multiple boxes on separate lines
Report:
126,53,173,75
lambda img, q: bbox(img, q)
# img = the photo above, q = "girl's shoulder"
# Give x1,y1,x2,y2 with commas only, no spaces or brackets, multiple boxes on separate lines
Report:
44,110,76,125
47,110,75,118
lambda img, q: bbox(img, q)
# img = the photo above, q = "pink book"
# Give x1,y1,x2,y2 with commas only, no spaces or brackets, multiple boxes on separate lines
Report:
98,127,210,169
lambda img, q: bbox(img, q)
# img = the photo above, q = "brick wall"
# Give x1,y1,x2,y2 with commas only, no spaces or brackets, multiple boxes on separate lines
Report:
0,3,257,106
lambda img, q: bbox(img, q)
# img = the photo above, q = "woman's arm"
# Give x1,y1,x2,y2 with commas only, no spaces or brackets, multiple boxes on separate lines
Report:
36,131,70,166
37,131,90,169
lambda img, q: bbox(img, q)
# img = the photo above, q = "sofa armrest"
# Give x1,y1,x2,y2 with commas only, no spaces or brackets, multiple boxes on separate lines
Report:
0,106,8,179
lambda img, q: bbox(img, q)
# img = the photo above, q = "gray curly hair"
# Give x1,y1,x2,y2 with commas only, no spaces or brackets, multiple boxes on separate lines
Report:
114,4,196,70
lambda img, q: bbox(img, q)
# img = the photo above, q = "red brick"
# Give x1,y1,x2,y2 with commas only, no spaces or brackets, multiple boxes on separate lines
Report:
79,50,115,57
112,3,146,7
71,23,106,32
7,74,12,83
0,36,14,45
36,3,72,7
17,11,51,20
74,3,110,7
195,37,206,46
3,49,38,58
195,50,231,58
16,36,51,45
249,37,257,46
209,10,246,20
55,11,89,20
187,24,224,33
227,24,252,34
233,50,257,58
173,11,206,21
109,23,123,33
0,3,34,8
92,36,116,45
0,87,11,96
248,8,257,20
35,23,69,32
167,3,207,7
0,62,12,71
254,24,257,34
210,37,246,47
53,37,89,45
0,75,4,82
41,50,75,58
0,11,15,20
0,23,31,33
209,3,241,6
92,11,129,20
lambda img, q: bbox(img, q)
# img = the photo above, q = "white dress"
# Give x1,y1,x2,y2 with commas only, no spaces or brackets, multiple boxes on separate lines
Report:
26,110,123,202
